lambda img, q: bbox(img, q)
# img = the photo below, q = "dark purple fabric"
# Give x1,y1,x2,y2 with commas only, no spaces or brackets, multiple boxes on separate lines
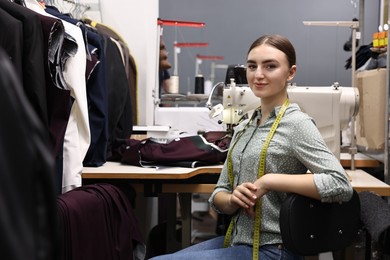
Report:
119,132,230,167
57,183,144,260
39,14,72,157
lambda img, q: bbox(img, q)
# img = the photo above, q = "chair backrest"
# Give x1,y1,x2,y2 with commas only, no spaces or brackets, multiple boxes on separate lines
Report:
279,190,361,256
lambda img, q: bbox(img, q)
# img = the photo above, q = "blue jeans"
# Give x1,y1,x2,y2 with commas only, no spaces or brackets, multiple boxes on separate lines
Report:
149,236,304,260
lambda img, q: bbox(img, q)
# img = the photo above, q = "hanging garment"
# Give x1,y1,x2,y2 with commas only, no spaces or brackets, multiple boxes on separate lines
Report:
83,18,138,125
0,0,49,137
345,43,374,70
0,47,58,260
0,7,23,80
45,5,109,168
104,36,134,160
1,0,76,193
36,12,72,194
57,183,146,260
38,14,72,157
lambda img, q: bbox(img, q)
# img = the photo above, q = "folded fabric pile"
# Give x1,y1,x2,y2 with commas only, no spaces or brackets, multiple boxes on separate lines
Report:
57,183,146,260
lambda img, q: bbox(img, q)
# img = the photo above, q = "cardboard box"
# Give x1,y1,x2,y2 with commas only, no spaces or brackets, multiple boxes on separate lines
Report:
356,69,387,150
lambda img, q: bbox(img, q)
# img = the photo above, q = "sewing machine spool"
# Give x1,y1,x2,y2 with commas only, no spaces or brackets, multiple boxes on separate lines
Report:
195,74,204,94
168,75,180,94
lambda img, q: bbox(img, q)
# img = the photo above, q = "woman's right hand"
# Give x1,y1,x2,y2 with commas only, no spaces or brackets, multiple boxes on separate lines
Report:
214,183,259,215
230,182,258,211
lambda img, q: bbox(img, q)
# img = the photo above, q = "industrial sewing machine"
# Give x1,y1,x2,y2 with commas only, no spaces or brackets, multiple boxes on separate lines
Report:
205,69,359,159
154,65,359,159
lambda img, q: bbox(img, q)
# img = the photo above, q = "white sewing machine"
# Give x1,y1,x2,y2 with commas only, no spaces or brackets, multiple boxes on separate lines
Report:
208,79,359,159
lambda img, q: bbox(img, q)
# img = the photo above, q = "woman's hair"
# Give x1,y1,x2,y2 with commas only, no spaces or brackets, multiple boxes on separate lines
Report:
247,34,296,67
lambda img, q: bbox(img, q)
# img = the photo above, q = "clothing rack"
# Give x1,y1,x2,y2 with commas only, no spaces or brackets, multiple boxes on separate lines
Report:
42,0,98,20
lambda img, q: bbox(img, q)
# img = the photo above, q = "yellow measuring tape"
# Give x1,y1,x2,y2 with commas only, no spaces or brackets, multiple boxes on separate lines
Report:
223,99,290,260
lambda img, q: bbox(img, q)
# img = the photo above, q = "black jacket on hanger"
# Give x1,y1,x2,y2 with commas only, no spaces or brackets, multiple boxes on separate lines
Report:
104,35,133,160
0,47,58,260
0,0,49,136
0,6,23,80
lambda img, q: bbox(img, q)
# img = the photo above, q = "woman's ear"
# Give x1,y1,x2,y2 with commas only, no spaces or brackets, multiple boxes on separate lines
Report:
287,65,297,81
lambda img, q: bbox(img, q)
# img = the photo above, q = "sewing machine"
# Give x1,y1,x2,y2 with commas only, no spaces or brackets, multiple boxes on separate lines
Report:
153,61,359,159
207,78,359,159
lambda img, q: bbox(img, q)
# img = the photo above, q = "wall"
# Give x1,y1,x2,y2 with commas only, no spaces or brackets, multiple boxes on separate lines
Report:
160,0,380,93
82,0,380,125
86,0,159,126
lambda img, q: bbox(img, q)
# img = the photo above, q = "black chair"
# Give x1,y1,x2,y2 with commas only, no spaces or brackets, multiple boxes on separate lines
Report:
280,190,361,257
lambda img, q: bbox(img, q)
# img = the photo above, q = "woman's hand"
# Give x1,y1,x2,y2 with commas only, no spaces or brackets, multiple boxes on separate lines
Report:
230,182,259,215
253,176,271,199
241,177,271,218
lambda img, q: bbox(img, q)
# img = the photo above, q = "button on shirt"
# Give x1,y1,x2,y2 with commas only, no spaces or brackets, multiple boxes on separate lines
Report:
209,103,353,247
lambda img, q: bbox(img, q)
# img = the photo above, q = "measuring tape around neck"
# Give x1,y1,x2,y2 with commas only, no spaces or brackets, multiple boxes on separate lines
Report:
223,99,290,260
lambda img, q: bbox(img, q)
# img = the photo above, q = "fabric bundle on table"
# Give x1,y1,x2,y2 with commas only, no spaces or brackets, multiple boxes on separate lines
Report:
112,131,231,168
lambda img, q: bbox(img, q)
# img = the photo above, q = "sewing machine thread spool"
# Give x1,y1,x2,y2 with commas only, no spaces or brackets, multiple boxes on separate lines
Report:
195,74,204,94
204,79,212,95
168,75,179,94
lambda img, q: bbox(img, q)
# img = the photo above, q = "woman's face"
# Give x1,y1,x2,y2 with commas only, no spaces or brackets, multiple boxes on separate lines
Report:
246,44,296,103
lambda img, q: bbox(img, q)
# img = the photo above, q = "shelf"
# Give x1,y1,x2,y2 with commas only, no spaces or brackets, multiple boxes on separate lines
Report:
174,42,209,47
302,21,359,28
196,55,224,60
158,19,205,28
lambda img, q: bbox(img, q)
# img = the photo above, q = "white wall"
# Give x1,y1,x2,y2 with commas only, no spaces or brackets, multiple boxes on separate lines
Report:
86,0,159,126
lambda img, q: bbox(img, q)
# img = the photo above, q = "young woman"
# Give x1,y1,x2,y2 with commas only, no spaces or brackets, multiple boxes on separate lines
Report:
150,34,353,260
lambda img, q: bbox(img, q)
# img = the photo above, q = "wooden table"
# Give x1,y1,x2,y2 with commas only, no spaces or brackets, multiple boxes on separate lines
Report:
83,162,221,192
340,152,381,168
83,162,221,251
82,162,389,196
82,157,390,251
345,169,390,196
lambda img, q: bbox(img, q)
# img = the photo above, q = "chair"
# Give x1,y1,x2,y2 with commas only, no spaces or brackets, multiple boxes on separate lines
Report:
279,190,361,258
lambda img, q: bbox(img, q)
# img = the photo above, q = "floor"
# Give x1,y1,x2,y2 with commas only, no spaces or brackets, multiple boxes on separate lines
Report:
191,209,219,244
